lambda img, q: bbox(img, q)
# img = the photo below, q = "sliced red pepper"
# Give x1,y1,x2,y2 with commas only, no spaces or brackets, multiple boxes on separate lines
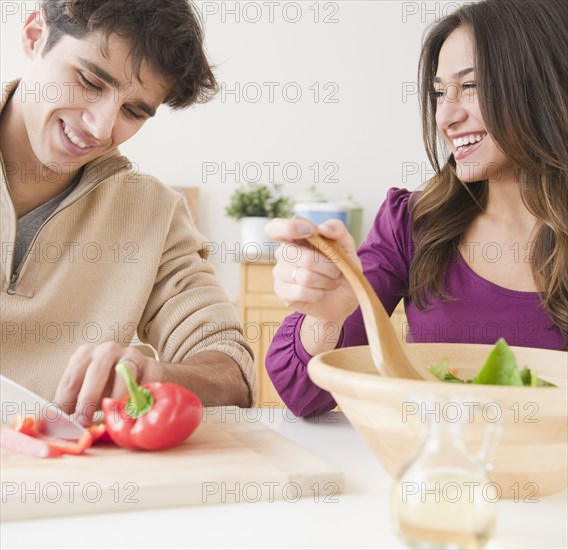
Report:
102,361,202,451
11,415,93,455
0,427,63,458
87,423,114,445
34,430,93,455
11,416,43,437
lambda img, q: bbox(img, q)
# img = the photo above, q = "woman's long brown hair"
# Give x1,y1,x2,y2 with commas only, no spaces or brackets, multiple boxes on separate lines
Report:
409,0,568,346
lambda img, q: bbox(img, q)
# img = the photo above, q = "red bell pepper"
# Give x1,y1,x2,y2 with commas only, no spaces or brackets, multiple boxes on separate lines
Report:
102,361,202,451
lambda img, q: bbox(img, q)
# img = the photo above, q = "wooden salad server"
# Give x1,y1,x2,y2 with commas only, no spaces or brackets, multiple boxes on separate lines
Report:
301,220,438,381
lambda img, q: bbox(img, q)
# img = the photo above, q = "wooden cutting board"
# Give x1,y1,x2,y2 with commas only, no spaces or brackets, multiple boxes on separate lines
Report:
0,408,344,521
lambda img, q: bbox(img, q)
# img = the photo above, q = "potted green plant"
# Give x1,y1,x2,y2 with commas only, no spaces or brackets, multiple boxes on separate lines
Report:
225,183,292,257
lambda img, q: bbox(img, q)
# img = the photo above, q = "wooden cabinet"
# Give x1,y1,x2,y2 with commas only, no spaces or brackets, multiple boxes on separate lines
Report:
239,261,291,408
239,261,408,409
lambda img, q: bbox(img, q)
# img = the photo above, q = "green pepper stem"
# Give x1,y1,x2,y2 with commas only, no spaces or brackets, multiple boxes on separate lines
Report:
115,361,154,419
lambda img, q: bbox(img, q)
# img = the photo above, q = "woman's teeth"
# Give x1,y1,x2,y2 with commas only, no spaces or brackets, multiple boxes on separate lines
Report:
452,133,485,149
63,123,89,149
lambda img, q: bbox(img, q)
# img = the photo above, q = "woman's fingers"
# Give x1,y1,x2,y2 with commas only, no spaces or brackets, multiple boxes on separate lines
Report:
274,280,327,308
264,217,314,242
317,219,359,257
273,261,341,291
266,216,360,320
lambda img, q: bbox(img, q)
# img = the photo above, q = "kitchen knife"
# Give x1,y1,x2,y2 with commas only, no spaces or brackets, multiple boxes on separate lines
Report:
0,375,88,440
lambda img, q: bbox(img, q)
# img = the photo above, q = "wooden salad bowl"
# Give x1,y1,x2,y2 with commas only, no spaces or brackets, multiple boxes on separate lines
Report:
308,342,568,498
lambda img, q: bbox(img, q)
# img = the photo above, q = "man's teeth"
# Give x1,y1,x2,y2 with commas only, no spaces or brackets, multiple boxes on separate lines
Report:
452,133,485,149
63,123,89,149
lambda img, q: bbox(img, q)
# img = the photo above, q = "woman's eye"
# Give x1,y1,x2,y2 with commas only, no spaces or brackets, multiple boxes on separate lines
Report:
78,73,101,91
463,82,477,90
430,90,445,100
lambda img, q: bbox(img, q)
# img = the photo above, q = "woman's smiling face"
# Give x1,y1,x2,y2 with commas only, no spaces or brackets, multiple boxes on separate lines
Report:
434,27,515,182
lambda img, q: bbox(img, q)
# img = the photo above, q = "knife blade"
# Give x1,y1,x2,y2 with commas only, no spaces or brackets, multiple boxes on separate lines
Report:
0,375,88,440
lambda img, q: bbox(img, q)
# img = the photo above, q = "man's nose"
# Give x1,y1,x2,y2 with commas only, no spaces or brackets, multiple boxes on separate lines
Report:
82,95,120,142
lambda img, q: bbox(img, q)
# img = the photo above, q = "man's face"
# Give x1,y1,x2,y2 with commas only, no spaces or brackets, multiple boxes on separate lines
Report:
18,13,168,175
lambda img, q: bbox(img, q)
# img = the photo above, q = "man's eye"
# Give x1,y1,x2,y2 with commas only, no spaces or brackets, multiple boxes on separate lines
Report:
123,106,144,120
78,73,101,91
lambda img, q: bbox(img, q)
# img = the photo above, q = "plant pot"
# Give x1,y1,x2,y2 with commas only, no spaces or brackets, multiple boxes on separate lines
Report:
240,217,277,260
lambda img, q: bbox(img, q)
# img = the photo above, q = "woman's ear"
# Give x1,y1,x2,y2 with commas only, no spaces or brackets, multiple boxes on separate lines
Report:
21,10,48,59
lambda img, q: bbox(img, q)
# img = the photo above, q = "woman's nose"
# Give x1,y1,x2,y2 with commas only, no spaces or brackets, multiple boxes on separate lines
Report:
435,84,468,131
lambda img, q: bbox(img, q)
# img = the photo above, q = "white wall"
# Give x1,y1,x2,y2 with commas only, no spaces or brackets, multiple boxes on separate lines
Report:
1,1,467,301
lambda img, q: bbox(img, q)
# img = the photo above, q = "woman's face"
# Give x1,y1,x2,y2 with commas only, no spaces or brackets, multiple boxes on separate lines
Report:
435,27,514,182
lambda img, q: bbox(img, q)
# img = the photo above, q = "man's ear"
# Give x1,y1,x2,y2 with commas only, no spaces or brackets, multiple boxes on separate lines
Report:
22,10,49,59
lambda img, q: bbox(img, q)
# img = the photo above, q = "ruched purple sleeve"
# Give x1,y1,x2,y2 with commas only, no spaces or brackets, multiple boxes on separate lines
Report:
265,188,413,417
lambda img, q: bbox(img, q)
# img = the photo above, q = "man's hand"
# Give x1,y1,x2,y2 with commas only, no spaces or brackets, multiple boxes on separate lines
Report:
54,342,163,425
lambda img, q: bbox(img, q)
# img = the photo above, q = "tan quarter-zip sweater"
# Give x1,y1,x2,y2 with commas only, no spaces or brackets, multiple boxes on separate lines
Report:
0,82,256,402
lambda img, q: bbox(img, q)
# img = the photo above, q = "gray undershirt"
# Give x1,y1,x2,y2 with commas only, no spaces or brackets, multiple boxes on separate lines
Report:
13,172,82,271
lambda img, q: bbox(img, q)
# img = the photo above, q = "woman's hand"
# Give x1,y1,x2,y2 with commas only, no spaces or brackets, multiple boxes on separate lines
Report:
265,217,360,326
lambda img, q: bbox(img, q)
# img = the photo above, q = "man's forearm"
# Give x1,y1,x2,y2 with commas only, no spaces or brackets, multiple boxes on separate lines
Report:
162,350,252,408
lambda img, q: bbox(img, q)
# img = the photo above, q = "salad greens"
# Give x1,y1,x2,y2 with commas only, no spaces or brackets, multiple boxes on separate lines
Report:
430,338,556,387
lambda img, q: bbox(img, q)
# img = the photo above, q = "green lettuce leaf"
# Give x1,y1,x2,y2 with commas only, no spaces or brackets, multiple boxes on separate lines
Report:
430,358,471,383
472,338,523,386
429,338,557,387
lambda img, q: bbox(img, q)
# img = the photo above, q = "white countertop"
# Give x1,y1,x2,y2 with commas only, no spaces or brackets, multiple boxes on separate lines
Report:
1,408,566,550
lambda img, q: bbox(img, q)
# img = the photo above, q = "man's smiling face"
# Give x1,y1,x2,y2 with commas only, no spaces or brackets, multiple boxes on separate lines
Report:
18,11,169,174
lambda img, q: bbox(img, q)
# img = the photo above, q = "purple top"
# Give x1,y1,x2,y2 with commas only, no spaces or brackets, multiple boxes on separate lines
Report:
265,188,565,417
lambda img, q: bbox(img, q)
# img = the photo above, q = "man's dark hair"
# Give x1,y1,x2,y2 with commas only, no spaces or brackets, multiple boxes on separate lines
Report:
42,0,218,109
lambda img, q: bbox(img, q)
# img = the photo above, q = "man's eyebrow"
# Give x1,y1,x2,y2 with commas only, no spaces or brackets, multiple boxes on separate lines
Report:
433,67,475,84
78,58,157,118
129,99,157,118
78,58,119,88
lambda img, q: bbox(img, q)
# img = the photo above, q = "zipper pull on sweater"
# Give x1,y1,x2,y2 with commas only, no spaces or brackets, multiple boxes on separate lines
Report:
7,273,18,294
